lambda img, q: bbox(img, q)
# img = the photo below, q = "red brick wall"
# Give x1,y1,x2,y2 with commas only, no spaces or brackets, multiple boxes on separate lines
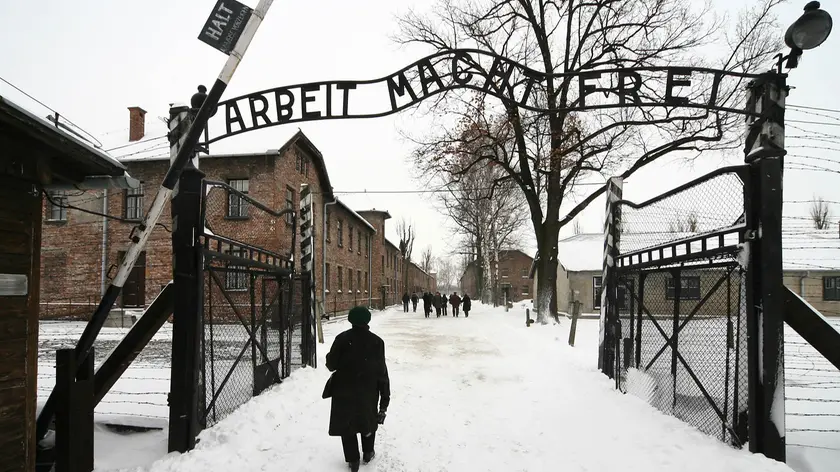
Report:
459,250,533,303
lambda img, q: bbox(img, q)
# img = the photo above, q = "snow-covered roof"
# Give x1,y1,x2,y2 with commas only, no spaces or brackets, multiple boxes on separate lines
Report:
558,231,840,272
0,95,128,177
557,234,605,272
782,230,840,272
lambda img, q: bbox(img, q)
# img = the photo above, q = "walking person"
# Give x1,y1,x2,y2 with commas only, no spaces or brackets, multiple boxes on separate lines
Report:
441,293,448,316
462,293,471,318
411,292,418,312
325,307,390,472
450,292,461,317
402,292,410,313
422,292,432,318
434,292,442,317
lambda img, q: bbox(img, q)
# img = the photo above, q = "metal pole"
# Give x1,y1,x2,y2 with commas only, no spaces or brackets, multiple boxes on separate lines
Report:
35,0,275,441
743,71,787,462
167,164,205,453
598,178,623,377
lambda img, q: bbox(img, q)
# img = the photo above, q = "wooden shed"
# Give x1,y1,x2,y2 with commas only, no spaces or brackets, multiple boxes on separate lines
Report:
0,95,136,471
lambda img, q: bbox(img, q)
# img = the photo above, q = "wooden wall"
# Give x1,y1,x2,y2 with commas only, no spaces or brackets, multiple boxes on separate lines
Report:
0,164,41,472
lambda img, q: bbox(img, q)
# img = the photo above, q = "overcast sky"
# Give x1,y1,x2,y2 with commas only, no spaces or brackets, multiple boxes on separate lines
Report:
2,0,838,268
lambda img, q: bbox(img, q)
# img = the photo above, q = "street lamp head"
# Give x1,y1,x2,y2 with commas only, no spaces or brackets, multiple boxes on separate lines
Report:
785,1,833,51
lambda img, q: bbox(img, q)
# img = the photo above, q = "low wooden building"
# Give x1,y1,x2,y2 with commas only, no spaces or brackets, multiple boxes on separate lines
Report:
0,96,136,471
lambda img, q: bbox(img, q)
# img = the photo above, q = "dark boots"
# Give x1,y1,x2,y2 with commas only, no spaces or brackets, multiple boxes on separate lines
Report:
349,461,360,472
363,451,375,463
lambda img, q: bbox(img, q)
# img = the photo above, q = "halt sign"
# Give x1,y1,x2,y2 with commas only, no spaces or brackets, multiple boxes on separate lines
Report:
198,0,253,55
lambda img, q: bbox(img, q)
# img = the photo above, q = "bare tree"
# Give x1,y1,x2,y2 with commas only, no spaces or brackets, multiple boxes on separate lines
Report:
435,257,457,293
668,212,699,233
398,0,782,323
810,196,831,230
437,141,529,302
420,246,435,274
397,218,415,292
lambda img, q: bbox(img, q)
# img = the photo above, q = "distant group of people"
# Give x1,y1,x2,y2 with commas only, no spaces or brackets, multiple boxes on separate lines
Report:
403,291,471,319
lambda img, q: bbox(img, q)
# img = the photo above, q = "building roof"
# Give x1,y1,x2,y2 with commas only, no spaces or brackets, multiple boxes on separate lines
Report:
334,198,376,232
0,95,130,183
357,209,393,220
114,129,335,202
558,231,840,272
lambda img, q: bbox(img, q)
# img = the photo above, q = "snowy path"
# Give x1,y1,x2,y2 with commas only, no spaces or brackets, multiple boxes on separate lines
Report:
123,303,793,472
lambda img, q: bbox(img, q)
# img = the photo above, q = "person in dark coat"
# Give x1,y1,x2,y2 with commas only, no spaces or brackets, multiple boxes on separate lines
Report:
402,292,410,312
326,307,390,471
462,294,472,318
434,292,442,317
422,292,432,318
410,292,418,312
441,293,448,316
450,292,462,317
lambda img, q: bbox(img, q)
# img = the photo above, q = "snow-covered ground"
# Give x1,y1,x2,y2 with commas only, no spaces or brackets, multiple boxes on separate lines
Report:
86,302,796,472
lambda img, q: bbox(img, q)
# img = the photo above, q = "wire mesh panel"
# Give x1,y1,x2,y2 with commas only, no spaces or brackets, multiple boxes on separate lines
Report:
197,179,307,428
618,264,748,446
605,166,752,448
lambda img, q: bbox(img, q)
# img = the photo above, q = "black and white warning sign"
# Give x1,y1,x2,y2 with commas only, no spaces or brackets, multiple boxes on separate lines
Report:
198,0,253,55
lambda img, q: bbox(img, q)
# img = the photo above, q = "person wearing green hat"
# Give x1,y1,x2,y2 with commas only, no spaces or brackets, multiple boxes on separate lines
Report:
325,306,390,471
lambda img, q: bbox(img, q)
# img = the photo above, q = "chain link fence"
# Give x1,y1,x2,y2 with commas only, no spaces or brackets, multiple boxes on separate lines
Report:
606,166,751,448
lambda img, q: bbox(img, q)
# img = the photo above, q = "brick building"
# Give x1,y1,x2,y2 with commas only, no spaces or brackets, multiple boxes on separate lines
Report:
39,106,434,318
459,249,534,303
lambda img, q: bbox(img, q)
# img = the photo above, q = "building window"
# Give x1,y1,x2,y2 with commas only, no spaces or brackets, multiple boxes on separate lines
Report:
357,270,362,292
125,184,144,221
225,249,248,291
349,225,354,252
296,152,309,176
364,271,368,290
338,266,343,291
521,268,528,278
522,284,529,295
824,277,840,301
48,191,68,221
593,276,603,309
285,187,294,225
381,255,385,273
326,210,331,242
337,220,344,247
348,267,354,292
501,268,509,278
357,230,361,254
666,277,701,300
365,235,369,257
227,179,249,218
325,263,331,291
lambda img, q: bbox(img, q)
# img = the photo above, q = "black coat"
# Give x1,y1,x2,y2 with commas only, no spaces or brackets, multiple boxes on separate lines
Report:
402,293,410,303
449,294,461,307
325,325,390,436
462,296,472,311
423,293,432,307
411,294,418,303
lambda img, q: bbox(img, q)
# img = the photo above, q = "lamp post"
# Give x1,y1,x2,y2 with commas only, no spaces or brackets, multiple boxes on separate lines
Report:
780,1,833,69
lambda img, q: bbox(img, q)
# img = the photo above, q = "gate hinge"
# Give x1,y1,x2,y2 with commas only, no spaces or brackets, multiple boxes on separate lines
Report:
744,230,758,241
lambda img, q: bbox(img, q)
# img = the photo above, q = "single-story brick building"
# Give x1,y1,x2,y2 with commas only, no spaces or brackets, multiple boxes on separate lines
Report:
542,232,840,317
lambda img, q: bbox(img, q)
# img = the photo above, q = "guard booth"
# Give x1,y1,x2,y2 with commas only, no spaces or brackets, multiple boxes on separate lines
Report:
0,96,137,471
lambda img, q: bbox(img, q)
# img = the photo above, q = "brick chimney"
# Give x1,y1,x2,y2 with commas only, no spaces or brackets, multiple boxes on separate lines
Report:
128,106,146,142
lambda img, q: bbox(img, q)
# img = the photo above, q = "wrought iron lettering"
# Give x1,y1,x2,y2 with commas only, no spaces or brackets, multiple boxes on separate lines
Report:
205,49,763,144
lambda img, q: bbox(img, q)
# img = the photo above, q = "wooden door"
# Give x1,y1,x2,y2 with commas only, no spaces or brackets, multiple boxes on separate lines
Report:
120,251,146,307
